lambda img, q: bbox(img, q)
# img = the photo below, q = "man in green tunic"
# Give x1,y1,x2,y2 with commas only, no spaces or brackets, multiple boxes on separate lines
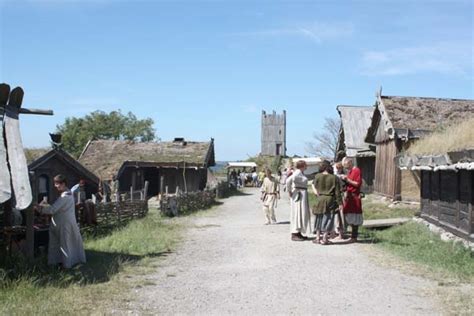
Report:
311,161,343,245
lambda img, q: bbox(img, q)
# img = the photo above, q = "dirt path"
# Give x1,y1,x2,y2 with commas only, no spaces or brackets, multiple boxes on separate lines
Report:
127,188,438,314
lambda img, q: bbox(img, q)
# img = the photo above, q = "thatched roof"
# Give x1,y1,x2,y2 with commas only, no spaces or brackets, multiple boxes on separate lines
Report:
366,93,474,143
398,117,474,171
78,138,215,179
336,105,375,158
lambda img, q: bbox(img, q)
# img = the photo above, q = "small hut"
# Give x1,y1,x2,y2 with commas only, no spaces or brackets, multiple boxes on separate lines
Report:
27,147,100,204
335,105,375,193
398,118,474,241
365,90,474,200
79,138,215,197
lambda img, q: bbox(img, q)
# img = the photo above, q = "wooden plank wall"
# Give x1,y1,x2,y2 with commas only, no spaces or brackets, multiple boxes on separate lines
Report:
374,140,401,199
420,170,473,241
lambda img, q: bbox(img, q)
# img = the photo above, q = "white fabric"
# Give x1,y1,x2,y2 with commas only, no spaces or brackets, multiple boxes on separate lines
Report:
345,213,364,226
285,169,312,235
261,177,279,223
41,190,86,268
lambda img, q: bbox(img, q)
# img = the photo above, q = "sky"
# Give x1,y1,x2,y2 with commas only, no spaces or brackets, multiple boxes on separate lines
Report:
0,0,472,161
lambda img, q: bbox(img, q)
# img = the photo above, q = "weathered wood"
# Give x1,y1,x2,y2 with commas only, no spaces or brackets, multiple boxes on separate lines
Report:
143,180,149,200
363,217,411,228
18,108,53,115
4,87,33,210
0,83,11,204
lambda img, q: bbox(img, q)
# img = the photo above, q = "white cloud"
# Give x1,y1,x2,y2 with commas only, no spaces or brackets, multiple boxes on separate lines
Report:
359,42,472,76
235,21,354,43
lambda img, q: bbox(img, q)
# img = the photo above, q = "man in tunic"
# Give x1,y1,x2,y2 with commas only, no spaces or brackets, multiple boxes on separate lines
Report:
311,160,343,245
286,160,312,241
38,174,86,268
260,168,280,225
341,158,363,242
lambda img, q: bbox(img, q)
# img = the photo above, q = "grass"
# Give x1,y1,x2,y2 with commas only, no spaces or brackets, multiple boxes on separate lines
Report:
370,221,474,282
0,207,182,315
408,117,474,155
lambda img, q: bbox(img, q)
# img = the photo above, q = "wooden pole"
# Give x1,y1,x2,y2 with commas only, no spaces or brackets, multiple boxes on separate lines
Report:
130,186,133,201
26,170,36,260
143,180,149,201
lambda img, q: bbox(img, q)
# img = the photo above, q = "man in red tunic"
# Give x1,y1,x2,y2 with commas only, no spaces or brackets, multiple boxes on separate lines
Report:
341,158,363,242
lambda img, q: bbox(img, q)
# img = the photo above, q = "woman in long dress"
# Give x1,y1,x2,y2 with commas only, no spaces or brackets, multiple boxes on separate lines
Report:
285,160,311,241
39,174,86,268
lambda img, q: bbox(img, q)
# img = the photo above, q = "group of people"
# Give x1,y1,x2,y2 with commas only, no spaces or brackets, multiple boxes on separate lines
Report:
260,157,363,244
230,168,266,188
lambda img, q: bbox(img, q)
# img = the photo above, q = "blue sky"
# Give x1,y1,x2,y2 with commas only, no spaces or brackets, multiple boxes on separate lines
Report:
1,0,472,161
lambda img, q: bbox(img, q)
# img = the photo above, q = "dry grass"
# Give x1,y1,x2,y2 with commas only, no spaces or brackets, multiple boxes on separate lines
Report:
408,117,474,155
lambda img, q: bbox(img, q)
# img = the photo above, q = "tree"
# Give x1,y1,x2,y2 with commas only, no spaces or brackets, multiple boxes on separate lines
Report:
305,117,340,159
56,110,156,158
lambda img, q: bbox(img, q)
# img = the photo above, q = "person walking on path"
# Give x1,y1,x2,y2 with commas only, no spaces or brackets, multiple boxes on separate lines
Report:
260,168,280,225
311,161,343,245
341,157,363,242
286,160,312,241
38,174,86,268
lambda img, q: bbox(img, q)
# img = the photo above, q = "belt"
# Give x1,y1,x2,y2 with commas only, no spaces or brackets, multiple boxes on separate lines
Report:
266,193,278,195
295,187,307,190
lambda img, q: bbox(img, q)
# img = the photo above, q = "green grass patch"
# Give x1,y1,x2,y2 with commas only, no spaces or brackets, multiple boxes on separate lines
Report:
371,221,474,282
0,208,182,314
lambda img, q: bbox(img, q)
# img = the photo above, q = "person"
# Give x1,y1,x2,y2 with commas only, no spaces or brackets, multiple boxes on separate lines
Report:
311,160,343,245
286,160,311,241
257,170,265,187
332,161,346,239
240,170,247,188
341,158,363,242
280,168,288,192
38,174,86,268
230,170,238,187
252,170,258,187
236,169,242,188
260,168,280,225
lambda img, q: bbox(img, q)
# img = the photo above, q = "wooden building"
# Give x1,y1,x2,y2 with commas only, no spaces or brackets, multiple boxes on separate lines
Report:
27,147,100,204
365,91,474,200
78,138,216,197
335,105,375,193
399,150,474,242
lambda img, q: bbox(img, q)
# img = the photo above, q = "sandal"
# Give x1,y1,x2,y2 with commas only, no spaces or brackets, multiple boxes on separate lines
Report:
320,240,332,245
312,238,320,244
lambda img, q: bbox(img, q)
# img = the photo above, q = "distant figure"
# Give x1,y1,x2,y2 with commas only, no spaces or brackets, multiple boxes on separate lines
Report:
240,170,247,188
38,174,86,268
341,158,363,242
252,171,258,187
236,169,242,187
257,170,265,187
286,160,311,241
260,168,280,225
311,160,343,245
230,170,238,187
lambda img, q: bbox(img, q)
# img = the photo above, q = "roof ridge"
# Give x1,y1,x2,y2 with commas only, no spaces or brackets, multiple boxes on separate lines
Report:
381,95,474,102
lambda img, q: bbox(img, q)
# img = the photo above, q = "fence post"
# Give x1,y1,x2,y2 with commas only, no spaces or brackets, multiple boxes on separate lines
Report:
143,181,149,201
130,186,133,201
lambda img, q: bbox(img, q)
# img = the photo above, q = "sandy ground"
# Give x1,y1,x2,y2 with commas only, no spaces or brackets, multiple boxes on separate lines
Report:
126,188,438,315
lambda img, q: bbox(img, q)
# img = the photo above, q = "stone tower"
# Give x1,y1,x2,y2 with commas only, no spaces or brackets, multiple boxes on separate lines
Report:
261,110,286,156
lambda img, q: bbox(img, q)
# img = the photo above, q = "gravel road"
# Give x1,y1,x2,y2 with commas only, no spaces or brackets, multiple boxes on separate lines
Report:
127,188,438,315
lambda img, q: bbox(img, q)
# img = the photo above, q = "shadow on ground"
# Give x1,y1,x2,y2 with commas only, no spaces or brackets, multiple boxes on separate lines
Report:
0,248,172,288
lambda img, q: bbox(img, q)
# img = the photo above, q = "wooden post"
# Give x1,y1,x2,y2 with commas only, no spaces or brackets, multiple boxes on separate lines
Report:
143,181,149,201
165,186,168,196
26,170,36,260
130,186,133,201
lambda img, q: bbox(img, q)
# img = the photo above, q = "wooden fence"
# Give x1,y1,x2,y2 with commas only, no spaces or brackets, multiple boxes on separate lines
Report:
160,190,215,217
80,199,148,235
